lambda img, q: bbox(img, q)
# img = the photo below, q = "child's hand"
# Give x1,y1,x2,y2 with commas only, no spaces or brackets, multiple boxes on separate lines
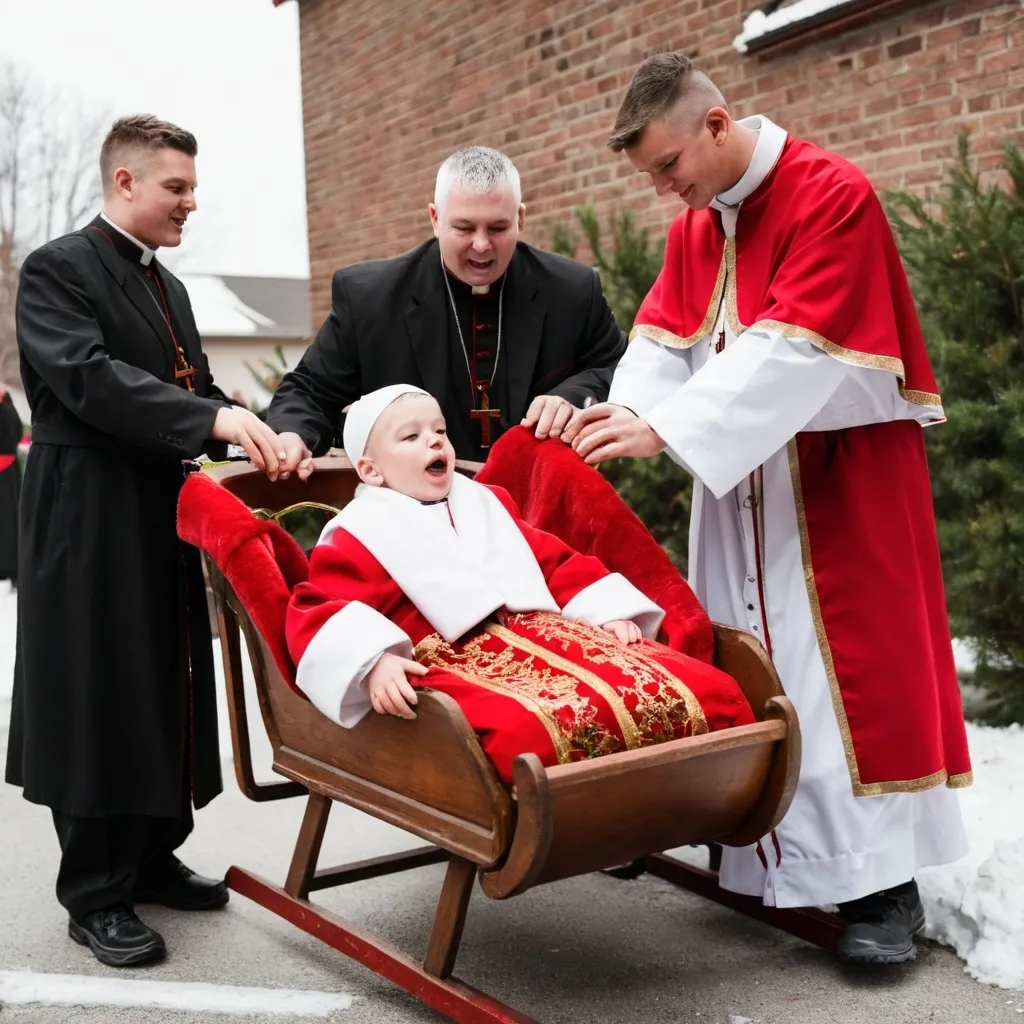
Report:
367,652,427,719
601,619,642,644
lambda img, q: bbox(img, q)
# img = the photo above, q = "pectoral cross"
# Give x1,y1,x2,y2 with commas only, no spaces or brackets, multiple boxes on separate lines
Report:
470,386,501,448
715,329,726,354
174,353,198,392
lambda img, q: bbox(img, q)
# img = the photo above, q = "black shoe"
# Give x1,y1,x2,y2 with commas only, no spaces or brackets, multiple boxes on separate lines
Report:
68,905,166,967
836,879,926,964
133,857,229,911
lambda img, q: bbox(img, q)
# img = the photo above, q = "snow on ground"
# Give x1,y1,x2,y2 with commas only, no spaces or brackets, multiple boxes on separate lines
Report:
1,588,1021,991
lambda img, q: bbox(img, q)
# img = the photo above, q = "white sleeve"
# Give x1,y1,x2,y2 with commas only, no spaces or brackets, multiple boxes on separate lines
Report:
294,601,414,728
608,334,693,417
560,572,666,639
644,327,850,499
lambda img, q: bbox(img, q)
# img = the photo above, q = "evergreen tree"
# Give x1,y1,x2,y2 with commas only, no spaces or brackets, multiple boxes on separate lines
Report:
551,208,694,570
885,134,1024,724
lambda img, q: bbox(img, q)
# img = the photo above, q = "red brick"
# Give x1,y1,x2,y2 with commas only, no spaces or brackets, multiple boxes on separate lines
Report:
293,0,1023,322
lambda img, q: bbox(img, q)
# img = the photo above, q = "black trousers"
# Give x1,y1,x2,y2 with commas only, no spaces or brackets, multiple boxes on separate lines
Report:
51,803,193,921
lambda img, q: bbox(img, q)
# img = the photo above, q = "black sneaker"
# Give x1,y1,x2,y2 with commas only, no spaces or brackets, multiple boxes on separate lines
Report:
836,879,926,964
68,904,166,967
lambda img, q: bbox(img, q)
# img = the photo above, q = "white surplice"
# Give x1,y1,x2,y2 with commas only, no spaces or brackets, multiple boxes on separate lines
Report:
608,116,967,908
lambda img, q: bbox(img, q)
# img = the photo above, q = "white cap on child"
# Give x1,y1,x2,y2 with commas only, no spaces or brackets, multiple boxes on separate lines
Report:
342,384,430,461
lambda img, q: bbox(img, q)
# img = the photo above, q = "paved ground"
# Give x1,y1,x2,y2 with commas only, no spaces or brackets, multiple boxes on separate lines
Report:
2,692,1022,1024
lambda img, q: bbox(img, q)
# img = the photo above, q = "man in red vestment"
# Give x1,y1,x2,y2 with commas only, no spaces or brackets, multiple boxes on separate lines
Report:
562,53,972,965
285,384,754,785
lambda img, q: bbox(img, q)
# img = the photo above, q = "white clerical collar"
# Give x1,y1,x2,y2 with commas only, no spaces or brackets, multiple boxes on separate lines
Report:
100,212,156,266
711,115,788,211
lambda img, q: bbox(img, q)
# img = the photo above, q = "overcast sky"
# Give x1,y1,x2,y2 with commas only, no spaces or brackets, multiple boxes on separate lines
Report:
0,0,309,279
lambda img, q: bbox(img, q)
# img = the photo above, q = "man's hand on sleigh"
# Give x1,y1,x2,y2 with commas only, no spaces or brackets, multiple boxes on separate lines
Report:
212,407,286,475
521,395,577,440
601,619,643,644
561,403,666,465
270,432,316,483
367,652,427,720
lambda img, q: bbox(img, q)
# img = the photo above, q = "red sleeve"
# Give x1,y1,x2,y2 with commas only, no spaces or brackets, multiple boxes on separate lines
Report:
484,484,612,608
285,529,402,665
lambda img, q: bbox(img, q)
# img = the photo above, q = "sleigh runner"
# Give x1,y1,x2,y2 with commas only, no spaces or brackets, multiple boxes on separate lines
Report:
179,451,840,1024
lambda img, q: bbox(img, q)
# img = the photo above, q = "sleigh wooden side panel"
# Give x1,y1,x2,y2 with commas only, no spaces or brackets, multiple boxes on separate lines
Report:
192,457,836,1024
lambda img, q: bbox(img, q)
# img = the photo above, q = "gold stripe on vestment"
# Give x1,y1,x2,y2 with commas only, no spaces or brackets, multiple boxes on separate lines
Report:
787,439,969,796
485,622,644,751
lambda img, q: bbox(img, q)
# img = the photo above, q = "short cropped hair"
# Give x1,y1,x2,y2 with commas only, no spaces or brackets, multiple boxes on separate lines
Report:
434,146,522,211
607,53,720,152
99,114,198,193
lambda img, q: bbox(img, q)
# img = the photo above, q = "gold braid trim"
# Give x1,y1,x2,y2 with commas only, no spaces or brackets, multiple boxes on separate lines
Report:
414,632,574,764
788,439,969,796
628,240,729,350
747,318,943,409
513,612,709,740
485,622,644,750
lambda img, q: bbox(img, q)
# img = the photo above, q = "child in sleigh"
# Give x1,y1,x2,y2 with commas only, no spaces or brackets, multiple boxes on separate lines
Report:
286,384,754,784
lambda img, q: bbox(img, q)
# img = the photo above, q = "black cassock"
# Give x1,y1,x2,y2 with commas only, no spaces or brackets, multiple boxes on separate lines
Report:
268,238,627,463
0,391,22,582
5,215,231,825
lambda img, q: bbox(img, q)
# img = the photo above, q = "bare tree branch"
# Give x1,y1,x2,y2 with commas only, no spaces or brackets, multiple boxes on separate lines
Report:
0,61,108,385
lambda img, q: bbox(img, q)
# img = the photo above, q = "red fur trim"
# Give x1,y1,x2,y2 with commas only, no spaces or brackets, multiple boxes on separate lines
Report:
477,427,715,662
177,472,308,689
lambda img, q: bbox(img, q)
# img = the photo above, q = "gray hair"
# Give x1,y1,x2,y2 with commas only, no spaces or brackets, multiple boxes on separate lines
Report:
434,146,522,211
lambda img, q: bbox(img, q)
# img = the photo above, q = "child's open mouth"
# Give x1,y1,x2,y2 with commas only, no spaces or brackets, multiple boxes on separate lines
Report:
426,458,447,476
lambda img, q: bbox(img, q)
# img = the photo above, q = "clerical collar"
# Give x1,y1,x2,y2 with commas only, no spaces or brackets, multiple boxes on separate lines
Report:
443,264,505,297
99,212,157,266
711,115,788,211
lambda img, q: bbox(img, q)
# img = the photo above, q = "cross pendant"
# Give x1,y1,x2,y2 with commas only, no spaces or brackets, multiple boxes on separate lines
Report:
715,329,726,354
470,388,501,448
174,349,198,393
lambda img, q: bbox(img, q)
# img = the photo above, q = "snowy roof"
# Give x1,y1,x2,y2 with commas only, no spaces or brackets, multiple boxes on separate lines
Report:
178,274,310,339
734,0,869,52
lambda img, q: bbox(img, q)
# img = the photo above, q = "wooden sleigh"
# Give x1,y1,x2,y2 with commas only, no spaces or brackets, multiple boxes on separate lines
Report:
183,454,844,1024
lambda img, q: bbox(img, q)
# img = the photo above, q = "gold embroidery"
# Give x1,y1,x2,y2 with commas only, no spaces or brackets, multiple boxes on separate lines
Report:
748,318,945,410
415,631,617,764
629,240,729,350
510,612,710,742
787,440,968,796
724,237,743,338
486,621,643,750
899,387,943,408
636,239,942,412
754,318,905,375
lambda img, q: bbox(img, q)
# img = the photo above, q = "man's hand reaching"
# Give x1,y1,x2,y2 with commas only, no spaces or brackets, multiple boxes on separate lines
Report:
211,407,287,476
521,395,578,440
272,431,316,482
560,402,666,466
366,652,428,720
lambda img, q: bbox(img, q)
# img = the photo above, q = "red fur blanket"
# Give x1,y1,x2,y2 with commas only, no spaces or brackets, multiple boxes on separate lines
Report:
476,427,714,663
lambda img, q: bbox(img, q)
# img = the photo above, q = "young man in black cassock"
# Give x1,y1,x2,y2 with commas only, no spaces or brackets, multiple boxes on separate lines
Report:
5,115,286,967
266,146,628,482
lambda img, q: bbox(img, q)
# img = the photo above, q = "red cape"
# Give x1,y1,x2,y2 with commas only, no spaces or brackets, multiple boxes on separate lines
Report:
632,137,971,795
633,136,941,409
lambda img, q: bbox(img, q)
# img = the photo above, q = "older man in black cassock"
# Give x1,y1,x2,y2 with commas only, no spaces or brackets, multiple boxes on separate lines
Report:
5,115,286,967
266,146,627,479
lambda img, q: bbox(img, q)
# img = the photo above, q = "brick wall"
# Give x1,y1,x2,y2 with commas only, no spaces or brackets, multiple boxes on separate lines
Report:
293,0,1024,323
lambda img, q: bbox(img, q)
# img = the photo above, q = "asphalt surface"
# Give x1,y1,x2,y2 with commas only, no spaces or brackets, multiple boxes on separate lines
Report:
2,688,1021,1024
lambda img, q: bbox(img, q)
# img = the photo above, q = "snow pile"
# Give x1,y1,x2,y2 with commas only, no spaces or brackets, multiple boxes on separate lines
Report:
733,0,859,52
919,723,1024,990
